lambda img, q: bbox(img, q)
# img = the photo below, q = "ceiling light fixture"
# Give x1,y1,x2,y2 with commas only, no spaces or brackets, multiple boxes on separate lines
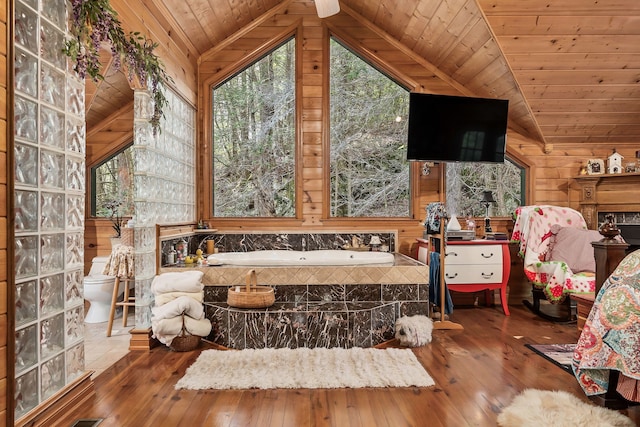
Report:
314,0,340,18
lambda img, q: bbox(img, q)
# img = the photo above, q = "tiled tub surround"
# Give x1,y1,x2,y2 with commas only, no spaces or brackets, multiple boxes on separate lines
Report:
160,254,429,349
159,231,397,266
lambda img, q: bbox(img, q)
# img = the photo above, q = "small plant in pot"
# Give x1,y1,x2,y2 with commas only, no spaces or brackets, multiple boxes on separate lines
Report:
102,199,124,240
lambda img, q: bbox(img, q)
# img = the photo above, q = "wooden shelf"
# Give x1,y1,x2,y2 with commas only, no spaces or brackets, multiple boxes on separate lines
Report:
574,171,640,180
573,172,640,229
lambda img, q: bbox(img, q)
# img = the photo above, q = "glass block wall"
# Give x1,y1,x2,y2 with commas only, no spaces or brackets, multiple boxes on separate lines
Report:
14,0,86,419
132,88,196,329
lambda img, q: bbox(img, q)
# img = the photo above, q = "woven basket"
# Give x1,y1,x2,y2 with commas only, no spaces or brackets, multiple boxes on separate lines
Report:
227,270,275,308
169,314,201,352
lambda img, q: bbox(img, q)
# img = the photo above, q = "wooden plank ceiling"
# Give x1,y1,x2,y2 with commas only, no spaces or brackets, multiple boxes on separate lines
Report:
87,0,640,155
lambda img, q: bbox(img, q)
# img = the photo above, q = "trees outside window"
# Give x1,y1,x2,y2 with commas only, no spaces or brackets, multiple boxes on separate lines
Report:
91,144,134,217
445,159,523,218
329,38,410,218
212,38,296,217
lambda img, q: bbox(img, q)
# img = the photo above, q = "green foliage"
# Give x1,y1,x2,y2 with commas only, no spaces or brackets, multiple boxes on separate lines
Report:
212,39,296,217
446,161,523,217
329,39,410,217
94,145,135,235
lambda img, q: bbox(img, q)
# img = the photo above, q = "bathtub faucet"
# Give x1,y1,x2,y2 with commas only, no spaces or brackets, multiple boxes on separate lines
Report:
301,237,306,251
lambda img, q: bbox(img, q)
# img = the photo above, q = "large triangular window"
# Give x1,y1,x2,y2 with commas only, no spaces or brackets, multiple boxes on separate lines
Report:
212,38,296,217
329,38,410,218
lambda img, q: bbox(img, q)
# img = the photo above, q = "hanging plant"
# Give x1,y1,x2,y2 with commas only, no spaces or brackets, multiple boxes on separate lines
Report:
63,0,173,133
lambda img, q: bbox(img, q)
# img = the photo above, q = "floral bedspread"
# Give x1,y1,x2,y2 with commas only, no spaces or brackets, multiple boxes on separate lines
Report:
572,249,640,401
512,205,595,303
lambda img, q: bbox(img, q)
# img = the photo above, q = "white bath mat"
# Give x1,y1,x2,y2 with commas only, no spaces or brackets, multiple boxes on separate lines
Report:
175,347,435,390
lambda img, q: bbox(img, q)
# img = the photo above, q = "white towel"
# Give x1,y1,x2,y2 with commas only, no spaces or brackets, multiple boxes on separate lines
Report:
152,316,212,345
155,291,204,306
152,296,204,321
151,271,204,295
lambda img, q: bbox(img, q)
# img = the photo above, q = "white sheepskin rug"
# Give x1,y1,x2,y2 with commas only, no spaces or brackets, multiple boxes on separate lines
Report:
175,347,435,390
497,389,635,427
395,315,433,347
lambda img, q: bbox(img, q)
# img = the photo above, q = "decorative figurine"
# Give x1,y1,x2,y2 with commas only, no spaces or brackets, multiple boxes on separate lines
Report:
599,213,620,241
607,149,624,174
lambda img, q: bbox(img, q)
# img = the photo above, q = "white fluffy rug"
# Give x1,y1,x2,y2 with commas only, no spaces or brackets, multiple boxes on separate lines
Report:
175,347,435,390
497,389,635,427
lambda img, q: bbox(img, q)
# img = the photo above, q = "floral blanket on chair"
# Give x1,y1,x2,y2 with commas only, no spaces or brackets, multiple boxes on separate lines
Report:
512,205,595,303
573,249,640,402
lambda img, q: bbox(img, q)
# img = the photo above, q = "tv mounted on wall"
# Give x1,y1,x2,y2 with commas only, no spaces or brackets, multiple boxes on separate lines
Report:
406,93,509,163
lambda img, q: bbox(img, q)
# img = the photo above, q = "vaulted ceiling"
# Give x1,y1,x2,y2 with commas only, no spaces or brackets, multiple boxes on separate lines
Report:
87,0,640,158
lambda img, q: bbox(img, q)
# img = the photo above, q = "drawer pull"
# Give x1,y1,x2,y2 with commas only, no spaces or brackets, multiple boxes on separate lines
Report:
445,252,458,258
481,272,494,279
445,272,458,279
481,252,494,258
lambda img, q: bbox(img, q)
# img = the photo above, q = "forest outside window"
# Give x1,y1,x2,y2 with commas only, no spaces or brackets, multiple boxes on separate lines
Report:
91,144,134,218
329,38,410,218
212,38,296,217
445,158,524,218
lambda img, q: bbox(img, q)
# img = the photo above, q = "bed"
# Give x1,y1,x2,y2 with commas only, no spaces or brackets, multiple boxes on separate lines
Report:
572,249,640,404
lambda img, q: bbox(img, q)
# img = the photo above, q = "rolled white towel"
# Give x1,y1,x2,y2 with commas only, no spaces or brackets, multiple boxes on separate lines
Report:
151,271,204,295
155,291,204,306
152,316,212,346
151,316,181,344
151,295,204,321
185,316,213,337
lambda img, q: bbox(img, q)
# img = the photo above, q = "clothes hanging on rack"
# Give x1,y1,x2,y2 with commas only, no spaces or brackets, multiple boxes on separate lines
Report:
429,251,454,314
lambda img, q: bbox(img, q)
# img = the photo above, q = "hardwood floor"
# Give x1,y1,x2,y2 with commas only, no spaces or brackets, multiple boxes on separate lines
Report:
58,305,640,427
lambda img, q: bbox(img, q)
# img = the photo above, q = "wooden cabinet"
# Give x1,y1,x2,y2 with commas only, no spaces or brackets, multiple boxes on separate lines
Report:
592,240,630,294
444,240,511,315
571,293,595,333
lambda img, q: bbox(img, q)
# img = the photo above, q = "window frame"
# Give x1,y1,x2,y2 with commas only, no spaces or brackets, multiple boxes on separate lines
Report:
211,36,298,219
443,154,528,219
198,27,530,227
323,33,421,223
201,29,303,226
90,142,134,217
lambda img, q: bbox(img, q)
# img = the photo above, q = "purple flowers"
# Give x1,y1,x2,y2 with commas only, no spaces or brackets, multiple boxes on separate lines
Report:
63,0,171,133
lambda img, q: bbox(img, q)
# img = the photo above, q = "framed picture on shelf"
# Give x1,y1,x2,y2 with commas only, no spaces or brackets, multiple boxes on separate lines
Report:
587,159,604,175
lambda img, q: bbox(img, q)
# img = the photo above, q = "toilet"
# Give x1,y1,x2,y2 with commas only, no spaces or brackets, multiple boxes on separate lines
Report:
83,256,124,323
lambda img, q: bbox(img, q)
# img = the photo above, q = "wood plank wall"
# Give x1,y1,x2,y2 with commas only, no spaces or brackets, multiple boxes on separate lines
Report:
83,0,199,269
195,0,638,252
195,1,460,256
87,0,640,267
86,102,133,166
510,138,640,210
1,1,10,424
108,0,198,106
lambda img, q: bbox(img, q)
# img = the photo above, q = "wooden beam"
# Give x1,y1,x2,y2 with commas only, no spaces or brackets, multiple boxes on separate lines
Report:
87,101,134,139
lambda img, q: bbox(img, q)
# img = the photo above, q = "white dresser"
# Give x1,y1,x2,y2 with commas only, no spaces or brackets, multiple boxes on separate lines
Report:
444,240,511,315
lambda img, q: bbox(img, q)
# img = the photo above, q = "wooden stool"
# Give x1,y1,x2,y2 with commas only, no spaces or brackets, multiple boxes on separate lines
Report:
103,244,135,337
106,276,135,337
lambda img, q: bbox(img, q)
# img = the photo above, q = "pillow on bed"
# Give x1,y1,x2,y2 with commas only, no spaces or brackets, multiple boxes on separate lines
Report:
546,225,603,273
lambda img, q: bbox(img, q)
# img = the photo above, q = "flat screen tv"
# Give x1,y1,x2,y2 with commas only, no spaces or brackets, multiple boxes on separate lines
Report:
406,93,509,163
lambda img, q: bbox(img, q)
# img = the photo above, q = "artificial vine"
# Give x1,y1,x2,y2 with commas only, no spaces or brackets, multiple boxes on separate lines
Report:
63,0,173,133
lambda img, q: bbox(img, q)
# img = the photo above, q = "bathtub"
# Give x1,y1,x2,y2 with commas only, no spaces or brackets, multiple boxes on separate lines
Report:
206,249,395,266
